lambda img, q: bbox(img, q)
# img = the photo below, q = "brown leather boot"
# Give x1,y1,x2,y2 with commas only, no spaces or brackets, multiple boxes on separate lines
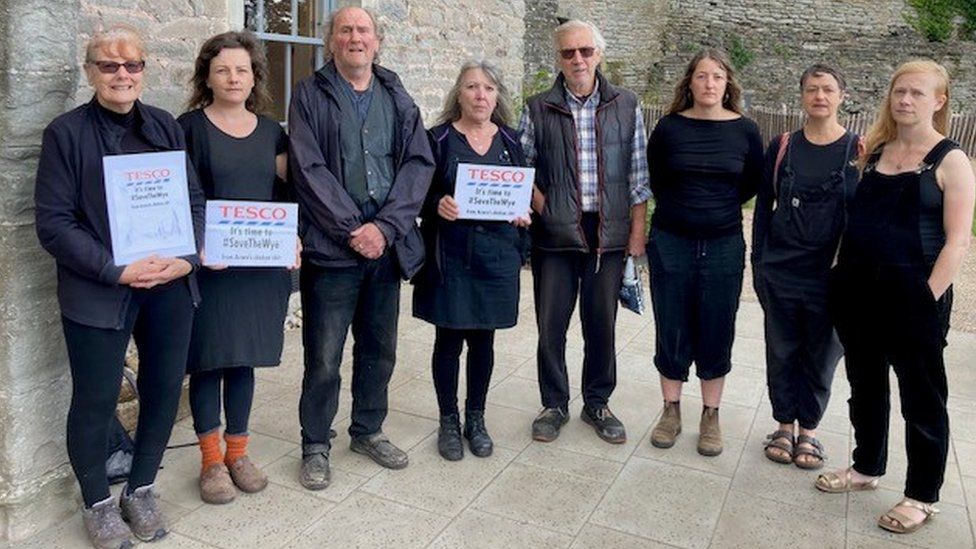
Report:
698,406,723,456
650,400,681,448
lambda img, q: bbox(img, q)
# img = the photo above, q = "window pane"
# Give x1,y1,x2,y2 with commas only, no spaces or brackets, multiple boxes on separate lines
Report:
265,42,320,122
245,0,320,38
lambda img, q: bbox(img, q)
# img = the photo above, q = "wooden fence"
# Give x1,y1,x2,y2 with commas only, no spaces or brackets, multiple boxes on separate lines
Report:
642,105,976,157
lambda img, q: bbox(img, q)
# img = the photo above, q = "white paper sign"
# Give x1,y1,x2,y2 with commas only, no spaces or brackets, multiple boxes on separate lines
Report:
103,151,197,265
453,163,534,221
204,200,298,267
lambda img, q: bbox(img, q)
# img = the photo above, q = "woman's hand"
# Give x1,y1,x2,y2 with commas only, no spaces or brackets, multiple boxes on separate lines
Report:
118,255,164,285
437,195,460,221
290,238,303,270
511,214,532,228
128,257,193,289
200,248,228,271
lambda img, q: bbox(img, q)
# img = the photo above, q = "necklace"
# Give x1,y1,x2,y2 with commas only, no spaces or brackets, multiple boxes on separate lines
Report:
892,143,921,171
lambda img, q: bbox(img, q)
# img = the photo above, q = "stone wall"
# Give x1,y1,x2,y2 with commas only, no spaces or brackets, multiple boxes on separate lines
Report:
652,0,976,112
557,0,668,101
362,0,525,124
0,0,228,541
522,0,559,94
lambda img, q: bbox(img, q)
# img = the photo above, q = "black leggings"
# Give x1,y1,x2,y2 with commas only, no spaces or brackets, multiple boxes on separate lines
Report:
189,367,256,435
62,282,193,507
431,327,495,416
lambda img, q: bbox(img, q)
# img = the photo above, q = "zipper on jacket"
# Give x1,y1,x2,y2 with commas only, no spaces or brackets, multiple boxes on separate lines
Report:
592,94,621,272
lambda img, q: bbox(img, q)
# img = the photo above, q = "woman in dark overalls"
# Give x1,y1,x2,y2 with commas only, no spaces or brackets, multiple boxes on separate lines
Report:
752,64,859,469
414,60,530,461
815,60,975,535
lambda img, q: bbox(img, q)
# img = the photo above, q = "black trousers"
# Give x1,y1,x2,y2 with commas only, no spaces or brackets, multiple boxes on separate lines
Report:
189,367,255,435
647,228,744,381
833,266,952,503
532,214,624,410
431,327,495,416
299,255,400,455
756,269,842,429
62,281,193,507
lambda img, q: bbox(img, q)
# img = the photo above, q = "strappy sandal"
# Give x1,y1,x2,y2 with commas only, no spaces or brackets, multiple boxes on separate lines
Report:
814,467,880,493
763,430,794,465
793,434,826,470
878,498,939,534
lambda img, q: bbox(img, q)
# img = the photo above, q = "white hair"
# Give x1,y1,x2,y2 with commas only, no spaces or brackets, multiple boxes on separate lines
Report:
552,20,607,55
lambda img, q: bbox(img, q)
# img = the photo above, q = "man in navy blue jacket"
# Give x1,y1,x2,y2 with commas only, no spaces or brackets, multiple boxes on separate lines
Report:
289,6,434,490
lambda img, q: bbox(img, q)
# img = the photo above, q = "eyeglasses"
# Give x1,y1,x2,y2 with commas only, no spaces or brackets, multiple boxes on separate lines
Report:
559,47,596,60
90,60,146,74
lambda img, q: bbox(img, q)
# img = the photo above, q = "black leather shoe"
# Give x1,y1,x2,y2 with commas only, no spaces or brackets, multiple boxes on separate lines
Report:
299,452,331,490
531,407,569,442
464,409,493,457
438,414,464,461
350,432,409,469
581,405,627,444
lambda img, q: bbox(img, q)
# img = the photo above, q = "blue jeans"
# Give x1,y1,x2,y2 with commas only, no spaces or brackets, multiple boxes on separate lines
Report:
299,254,401,454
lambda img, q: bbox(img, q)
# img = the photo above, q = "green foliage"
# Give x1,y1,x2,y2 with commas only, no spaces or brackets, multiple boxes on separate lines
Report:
514,69,554,114
604,60,625,86
727,36,754,70
905,0,956,41
959,0,976,39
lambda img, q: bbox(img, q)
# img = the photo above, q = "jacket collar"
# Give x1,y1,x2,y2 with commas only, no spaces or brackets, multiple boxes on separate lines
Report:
87,96,170,149
542,69,619,110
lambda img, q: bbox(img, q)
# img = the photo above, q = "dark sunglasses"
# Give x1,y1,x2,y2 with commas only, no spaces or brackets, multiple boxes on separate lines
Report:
91,60,146,74
559,47,596,60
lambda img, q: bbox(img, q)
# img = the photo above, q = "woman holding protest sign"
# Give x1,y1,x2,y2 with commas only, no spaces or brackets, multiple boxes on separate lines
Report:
34,25,205,548
414,60,530,461
751,63,859,470
178,31,298,505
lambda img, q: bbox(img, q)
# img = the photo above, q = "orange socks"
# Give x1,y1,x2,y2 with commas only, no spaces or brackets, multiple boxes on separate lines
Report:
198,430,223,471
224,433,249,465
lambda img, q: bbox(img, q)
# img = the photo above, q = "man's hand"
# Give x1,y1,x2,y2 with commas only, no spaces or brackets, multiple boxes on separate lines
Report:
531,185,545,214
626,230,647,258
349,223,386,260
129,257,193,289
291,238,303,270
437,195,460,221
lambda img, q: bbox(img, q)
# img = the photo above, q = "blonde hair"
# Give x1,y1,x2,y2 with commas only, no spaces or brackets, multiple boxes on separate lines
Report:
85,24,146,64
859,59,951,169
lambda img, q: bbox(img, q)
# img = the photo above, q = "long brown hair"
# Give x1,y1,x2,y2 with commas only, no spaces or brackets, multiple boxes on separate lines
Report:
666,48,743,115
859,59,951,169
187,31,271,113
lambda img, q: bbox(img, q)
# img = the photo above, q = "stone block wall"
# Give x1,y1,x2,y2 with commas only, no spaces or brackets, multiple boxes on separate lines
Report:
653,0,976,112
0,0,228,541
363,0,525,124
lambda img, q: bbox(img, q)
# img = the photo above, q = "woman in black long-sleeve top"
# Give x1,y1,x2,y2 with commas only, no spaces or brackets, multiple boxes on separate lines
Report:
34,25,204,549
413,60,529,461
646,48,764,457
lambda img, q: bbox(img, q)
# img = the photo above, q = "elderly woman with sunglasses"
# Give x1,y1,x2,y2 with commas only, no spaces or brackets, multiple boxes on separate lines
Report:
34,25,204,549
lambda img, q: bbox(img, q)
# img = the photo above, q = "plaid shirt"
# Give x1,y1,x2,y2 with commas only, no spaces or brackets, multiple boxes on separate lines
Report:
518,81,651,211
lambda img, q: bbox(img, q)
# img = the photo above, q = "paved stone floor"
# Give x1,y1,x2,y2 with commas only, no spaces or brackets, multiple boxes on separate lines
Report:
18,271,976,548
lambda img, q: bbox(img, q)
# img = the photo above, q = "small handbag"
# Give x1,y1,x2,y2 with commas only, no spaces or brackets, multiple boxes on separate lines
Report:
619,256,646,315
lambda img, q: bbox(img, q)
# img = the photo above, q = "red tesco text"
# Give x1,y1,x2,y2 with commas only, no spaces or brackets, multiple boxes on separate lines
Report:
219,205,289,220
466,167,526,183
125,168,171,181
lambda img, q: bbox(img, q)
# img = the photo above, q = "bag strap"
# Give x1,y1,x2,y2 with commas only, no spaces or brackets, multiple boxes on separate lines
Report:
772,132,791,198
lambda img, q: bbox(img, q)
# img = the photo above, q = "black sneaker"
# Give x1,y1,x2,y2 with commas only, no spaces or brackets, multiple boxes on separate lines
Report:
438,413,464,461
299,452,331,490
581,405,627,444
464,409,493,457
531,407,569,442
350,432,409,469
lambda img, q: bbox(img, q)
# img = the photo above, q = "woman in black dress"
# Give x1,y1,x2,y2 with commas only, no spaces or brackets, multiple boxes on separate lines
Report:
34,25,205,548
646,48,764,457
179,31,297,504
414,60,530,461
816,60,974,534
752,64,859,469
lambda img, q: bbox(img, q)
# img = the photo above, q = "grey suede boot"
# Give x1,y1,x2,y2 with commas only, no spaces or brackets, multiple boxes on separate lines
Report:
81,495,134,549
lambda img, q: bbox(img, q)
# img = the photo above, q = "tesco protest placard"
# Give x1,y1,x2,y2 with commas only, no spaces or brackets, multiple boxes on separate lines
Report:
453,163,534,221
204,200,298,267
103,151,197,265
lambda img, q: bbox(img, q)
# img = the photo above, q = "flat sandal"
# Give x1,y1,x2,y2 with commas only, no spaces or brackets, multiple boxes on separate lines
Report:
815,467,879,494
878,498,939,534
763,430,794,465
